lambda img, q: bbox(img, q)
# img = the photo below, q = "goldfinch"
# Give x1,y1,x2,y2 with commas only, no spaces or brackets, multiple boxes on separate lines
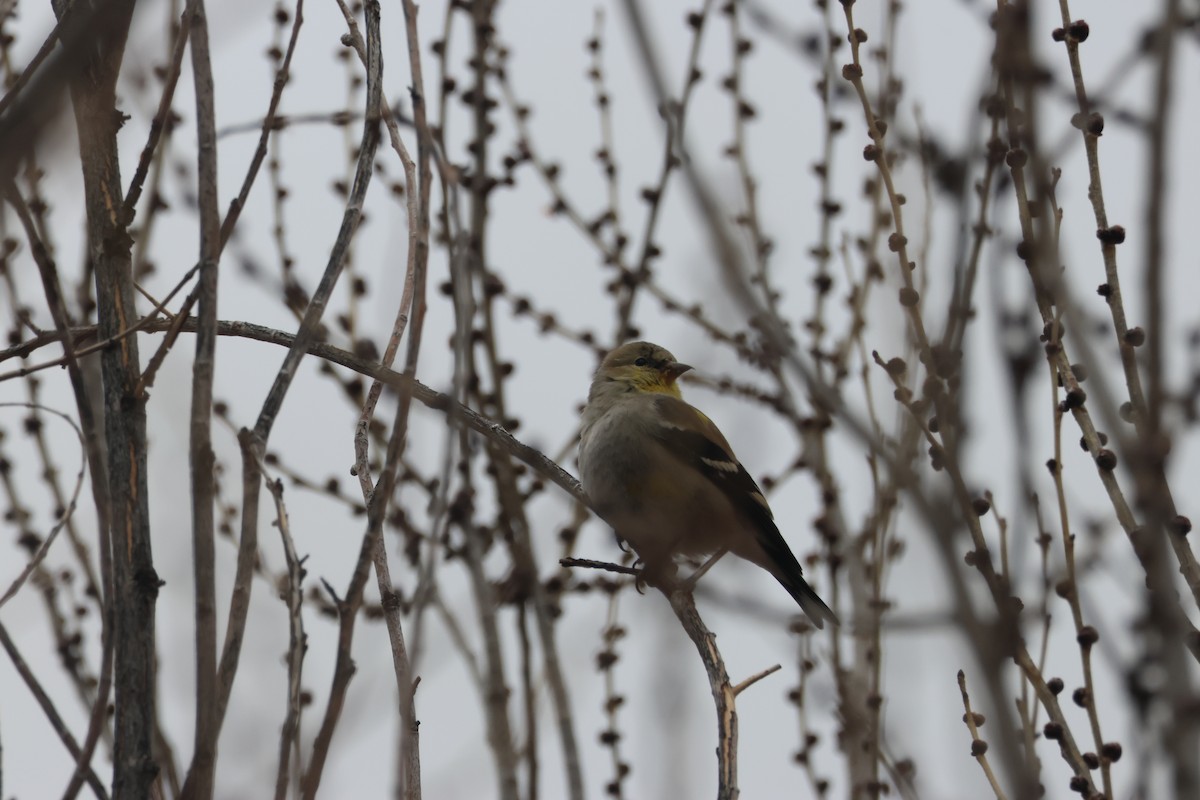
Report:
578,341,837,629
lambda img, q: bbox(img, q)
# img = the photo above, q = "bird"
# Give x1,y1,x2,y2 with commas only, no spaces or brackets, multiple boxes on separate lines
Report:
578,341,838,629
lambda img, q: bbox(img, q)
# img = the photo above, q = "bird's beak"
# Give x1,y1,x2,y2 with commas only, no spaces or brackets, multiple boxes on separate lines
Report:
663,361,693,383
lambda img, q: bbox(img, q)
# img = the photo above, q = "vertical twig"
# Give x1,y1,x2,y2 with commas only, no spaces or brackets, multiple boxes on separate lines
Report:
1047,366,1111,797
457,510,520,800
273,3,384,796
330,40,429,794
1053,0,1200,609
958,671,1009,800
518,604,539,800
613,0,713,341
180,0,221,796
209,0,307,735
121,3,193,216
598,587,631,798
1137,7,1199,793
255,462,307,800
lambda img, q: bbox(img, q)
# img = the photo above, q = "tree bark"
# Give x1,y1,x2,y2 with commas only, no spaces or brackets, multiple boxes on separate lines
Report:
53,1,160,796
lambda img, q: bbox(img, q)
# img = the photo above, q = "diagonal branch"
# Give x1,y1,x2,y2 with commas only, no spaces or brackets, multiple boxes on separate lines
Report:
666,589,738,800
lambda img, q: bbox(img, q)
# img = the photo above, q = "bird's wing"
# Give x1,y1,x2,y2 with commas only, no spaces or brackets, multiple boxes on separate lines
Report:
649,396,778,528
649,396,838,628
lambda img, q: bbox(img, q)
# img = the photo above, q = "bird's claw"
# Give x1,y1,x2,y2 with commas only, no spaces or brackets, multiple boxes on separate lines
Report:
631,558,649,594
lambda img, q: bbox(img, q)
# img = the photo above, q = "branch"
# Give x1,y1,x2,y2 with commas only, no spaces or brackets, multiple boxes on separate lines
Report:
958,670,1009,800
254,458,307,800
53,1,160,796
0,403,86,609
731,664,781,698
5,315,590,506
0,622,109,799
559,557,639,577
666,589,738,800
180,0,222,795
334,3,429,791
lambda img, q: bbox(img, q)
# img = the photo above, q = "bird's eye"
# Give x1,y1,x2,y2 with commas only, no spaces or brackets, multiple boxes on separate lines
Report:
634,357,648,367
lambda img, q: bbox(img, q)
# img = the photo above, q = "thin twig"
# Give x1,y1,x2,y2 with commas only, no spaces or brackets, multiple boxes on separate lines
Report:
179,0,222,795
255,459,307,800
0,403,86,609
0,622,110,800
958,670,1010,800
560,557,638,577
121,4,194,216
731,664,781,697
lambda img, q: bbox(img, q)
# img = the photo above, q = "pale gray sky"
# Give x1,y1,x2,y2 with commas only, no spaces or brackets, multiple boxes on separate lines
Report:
2,1,1198,798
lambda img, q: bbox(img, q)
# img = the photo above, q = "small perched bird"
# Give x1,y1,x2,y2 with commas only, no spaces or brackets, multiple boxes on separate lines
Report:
579,341,837,629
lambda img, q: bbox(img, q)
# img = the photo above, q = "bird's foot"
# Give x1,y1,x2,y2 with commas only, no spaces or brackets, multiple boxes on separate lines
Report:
631,558,649,594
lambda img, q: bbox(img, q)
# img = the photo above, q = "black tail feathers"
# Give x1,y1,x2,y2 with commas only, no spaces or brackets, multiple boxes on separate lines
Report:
778,571,838,630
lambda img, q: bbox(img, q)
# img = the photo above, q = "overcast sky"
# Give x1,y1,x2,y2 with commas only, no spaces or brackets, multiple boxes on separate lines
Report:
2,1,1199,798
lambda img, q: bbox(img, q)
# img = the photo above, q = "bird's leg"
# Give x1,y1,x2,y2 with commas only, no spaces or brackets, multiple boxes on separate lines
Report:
682,548,729,591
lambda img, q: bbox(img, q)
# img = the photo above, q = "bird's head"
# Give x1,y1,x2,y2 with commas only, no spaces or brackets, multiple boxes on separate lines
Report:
595,341,693,398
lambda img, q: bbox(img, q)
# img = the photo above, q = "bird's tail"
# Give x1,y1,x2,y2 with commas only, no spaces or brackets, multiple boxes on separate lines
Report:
777,571,839,630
